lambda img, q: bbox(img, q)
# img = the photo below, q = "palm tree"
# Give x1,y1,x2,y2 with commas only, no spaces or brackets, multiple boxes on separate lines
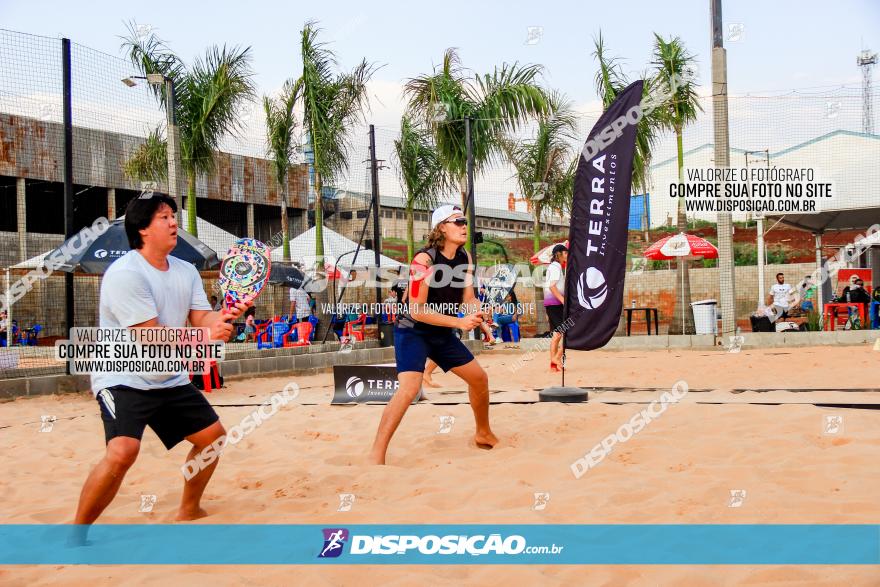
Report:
122,23,256,237
393,116,449,260
501,93,577,253
264,80,300,262
293,20,374,340
293,20,374,262
652,33,703,334
404,48,550,249
592,32,662,198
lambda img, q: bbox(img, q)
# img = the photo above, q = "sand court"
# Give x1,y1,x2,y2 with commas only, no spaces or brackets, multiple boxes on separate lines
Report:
0,346,878,583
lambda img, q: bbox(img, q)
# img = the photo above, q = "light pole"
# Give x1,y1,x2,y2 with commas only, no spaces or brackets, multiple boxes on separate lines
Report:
122,74,184,226
711,0,737,338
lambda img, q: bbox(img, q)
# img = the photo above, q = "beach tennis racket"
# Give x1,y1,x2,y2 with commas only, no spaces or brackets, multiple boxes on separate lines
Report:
482,263,518,308
219,238,272,311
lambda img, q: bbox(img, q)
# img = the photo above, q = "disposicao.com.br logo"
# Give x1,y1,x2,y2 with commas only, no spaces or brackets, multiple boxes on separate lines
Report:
318,528,564,559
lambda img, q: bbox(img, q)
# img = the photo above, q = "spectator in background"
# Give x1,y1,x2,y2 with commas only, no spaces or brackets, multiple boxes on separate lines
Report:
210,295,222,312
0,310,7,346
840,278,871,323
798,276,816,312
243,306,257,342
544,244,567,371
493,292,520,343
288,286,312,322
767,272,793,318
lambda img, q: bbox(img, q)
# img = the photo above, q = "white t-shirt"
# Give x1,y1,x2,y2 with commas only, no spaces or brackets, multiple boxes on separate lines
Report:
91,250,212,393
770,283,793,310
288,287,312,319
543,261,565,306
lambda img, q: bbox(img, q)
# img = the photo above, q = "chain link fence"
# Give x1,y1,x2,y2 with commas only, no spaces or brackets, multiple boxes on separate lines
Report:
1,27,878,378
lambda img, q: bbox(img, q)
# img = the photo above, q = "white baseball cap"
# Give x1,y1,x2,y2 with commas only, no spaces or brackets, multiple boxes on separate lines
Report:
431,204,463,229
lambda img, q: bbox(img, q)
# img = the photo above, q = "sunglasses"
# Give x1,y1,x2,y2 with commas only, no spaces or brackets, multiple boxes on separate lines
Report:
443,217,468,227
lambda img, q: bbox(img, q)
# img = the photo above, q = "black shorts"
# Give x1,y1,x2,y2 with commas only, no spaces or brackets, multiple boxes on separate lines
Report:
95,383,219,450
545,304,565,331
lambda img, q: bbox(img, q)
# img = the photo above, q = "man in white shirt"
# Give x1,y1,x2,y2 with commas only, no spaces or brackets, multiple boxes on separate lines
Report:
74,194,249,528
289,286,312,321
767,272,794,318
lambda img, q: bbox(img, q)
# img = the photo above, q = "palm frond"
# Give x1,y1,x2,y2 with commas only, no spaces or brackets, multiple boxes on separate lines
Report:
394,115,449,211
591,33,664,194
297,21,375,186
120,20,185,108
651,33,703,130
177,43,255,174
123,125,168,182
264,79,300,186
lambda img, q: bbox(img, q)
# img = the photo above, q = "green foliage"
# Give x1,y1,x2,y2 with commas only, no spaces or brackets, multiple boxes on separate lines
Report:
394,115,449,259
294,20,375,258
121,21,256,235
404,48,550,191
805,310,823,332
263,80,299,261
499,92,578,252
592,33,663,195
123,125,167,182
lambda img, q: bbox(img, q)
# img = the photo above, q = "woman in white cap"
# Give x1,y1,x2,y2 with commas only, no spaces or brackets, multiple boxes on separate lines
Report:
369,205,498,464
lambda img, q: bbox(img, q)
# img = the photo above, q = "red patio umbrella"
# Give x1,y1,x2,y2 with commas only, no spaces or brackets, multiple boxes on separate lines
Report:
644,232,718,260
530,240,569,265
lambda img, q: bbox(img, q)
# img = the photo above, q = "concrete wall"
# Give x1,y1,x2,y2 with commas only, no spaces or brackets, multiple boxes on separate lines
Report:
0,114,310,208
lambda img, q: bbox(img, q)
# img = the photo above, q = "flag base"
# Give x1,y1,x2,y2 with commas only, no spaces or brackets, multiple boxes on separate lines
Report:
538,386,589,403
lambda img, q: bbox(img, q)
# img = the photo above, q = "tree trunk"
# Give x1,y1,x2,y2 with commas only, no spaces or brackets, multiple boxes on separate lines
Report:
533,204,542,253
668,127,695,335
312,172,332,342
406,204,415,261
186,174,198,237
459,175,469,250
280,179,290,262
314,172,324,258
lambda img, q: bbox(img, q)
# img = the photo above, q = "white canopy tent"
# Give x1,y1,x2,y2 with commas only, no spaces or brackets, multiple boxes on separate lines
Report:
273,226,402,270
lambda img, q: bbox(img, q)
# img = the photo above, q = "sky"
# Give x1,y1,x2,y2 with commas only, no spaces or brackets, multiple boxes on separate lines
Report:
2,0,879,209
4,0,878,126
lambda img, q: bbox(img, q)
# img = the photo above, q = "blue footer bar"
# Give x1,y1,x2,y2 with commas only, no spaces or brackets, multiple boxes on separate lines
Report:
1,524,878,565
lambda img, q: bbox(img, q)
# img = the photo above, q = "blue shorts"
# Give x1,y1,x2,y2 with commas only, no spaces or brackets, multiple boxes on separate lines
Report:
394,325,474,374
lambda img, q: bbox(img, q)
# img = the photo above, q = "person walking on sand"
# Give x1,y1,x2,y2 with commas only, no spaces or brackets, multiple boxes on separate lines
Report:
369,205,498,464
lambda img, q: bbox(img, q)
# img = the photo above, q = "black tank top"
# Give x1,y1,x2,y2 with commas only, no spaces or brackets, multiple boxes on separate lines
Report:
397,245,471,332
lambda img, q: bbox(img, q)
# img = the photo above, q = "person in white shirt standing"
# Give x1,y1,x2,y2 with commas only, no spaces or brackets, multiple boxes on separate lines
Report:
73,194,249,528
767,272,794,318
288,286,312,322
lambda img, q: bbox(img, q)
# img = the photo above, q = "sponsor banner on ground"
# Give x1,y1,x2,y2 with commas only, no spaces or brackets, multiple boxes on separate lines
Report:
331,364,421,404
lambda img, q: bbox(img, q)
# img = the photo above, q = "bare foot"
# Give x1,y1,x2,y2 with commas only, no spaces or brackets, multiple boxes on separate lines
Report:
422,377,441,388
368,452,386,465
175,506,209,522
474,430,499,449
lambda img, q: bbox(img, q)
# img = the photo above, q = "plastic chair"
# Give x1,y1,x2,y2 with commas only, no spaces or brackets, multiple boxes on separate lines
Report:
283,322,313,347
307,315,319,340
497,322,520,342
190,360,221,392
343,313,367,342
256,321,281,350
270,321,292,348
27,324,42,346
